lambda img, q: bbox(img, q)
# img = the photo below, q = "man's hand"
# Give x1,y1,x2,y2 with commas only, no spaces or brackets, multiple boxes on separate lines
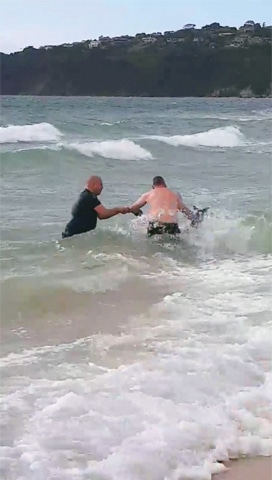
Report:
95,204,129,220
118,206,130,214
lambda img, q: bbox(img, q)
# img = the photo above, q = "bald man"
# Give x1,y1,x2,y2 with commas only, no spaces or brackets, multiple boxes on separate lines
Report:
62,176,130,238
130,175,192,237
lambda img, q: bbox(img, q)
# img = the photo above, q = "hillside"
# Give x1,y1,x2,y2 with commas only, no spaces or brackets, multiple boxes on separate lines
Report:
1,22,271,97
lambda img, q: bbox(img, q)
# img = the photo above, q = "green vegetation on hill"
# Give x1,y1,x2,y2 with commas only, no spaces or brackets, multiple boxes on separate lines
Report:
1,23,271,97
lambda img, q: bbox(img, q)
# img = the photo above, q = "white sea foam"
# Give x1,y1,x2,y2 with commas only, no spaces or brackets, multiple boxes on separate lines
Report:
100,121,121,126
149,126,245,148
184,209,272,256
14,144,62,153
67,138,152,160
130,208,272,256
0,123,62,144
0,256,271,480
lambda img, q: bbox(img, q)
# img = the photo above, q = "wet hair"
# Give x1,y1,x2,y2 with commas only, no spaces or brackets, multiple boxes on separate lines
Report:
152,176,166,187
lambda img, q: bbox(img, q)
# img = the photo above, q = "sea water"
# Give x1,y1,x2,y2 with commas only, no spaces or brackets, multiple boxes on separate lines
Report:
0,97,272,480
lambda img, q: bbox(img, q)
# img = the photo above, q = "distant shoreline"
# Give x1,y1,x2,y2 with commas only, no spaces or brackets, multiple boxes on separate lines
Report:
1,22,271,98
1,94,271,99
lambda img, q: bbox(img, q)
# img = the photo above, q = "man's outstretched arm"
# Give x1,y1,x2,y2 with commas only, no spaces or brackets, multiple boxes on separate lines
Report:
177,194,192,218
129,193,148,214
95,204,130,220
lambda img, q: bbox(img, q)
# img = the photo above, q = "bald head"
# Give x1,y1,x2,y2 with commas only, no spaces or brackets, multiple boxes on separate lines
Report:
86,176,103,195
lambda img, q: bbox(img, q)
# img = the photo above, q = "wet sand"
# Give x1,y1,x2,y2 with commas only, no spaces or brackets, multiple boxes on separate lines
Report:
213,457,272,480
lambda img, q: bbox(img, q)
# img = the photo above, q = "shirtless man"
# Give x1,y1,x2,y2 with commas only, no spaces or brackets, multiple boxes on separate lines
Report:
129,176,192,237
62,175,130,238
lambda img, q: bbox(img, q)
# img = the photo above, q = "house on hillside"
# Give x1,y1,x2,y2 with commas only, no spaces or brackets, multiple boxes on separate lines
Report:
183,23,196,30
141,36,157,44
166,37,185,43
240,20,255,32
89,40,100,48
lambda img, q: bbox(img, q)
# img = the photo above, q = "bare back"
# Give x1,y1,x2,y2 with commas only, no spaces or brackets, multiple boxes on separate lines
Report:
142,187,181,223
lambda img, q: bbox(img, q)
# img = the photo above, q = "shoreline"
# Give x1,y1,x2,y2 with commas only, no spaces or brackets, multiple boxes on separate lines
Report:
213,457,272,480
1,94,271,99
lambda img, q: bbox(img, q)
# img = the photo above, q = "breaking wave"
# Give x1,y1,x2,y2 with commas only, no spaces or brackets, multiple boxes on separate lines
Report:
67,139,152,160
0,123,62,144
185,210,272,256
149,126,245,148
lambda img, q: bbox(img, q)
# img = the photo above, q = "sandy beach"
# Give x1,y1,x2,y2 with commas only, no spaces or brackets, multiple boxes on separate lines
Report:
213,457,272,480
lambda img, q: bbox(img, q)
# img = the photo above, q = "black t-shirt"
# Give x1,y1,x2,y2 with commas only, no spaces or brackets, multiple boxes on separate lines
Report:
63,189,101,237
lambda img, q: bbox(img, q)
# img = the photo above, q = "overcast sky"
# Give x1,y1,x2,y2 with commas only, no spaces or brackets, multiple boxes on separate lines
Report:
0,0,271,53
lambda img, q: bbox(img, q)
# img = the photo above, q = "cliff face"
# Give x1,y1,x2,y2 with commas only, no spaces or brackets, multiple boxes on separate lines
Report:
1,41,271,97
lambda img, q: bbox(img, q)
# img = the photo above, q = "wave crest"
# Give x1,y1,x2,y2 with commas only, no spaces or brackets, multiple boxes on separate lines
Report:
149,126,245,148
67,139,152,160
0,122,62,144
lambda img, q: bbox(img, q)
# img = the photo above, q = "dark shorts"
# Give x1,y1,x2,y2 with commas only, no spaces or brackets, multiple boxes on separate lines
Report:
147,221,181,237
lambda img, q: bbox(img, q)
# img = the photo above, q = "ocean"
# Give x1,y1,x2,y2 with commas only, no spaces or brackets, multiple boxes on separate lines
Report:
0,96,272,480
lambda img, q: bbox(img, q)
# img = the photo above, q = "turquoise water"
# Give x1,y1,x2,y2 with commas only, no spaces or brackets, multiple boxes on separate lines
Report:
0,96,272,480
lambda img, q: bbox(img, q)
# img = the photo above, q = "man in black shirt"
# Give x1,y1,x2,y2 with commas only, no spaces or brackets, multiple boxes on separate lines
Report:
62,176,130,238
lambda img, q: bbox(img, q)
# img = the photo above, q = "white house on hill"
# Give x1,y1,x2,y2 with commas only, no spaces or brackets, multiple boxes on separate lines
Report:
141,36,157,44
183,24,196,30
89,40,100,48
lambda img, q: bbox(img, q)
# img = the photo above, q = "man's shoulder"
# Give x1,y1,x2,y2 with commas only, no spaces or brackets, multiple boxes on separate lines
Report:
144,189,153,198
136,190,152,202
81,189,95,198
168,188,181,198
79,188,89,198
81,190,100,204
